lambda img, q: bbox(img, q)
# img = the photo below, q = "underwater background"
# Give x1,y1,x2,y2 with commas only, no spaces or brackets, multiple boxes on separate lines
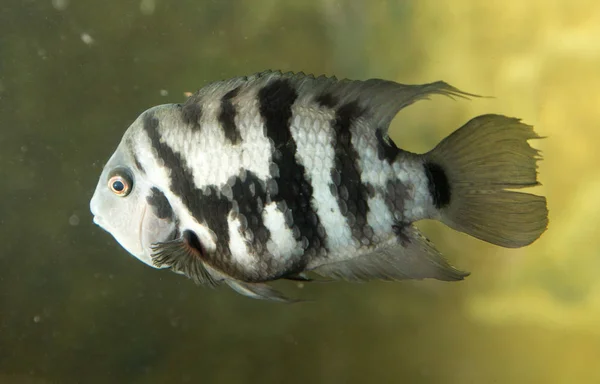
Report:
1,0,598,383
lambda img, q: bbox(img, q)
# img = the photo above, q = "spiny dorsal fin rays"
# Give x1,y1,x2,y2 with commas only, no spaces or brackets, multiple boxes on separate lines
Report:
189,70,479,136
312,225,469,283
310,78,481,130
185,74,250,102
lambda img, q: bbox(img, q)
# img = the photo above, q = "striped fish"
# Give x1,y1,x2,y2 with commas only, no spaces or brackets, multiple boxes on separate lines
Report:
89,70,548,302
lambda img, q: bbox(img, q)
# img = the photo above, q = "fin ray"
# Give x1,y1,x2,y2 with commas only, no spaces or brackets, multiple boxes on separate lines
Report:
312,225,469,282
226,280,300,303
150,230,218,287
190,70,478,135
424,114,549,248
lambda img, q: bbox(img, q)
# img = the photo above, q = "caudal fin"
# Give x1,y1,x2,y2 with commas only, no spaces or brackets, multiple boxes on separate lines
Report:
423,114,548,248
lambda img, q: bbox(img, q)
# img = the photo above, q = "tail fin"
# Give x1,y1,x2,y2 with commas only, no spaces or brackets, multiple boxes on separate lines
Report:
423,114,548,248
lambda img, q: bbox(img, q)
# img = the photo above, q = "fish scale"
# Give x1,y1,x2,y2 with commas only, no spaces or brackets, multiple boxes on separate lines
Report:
90,70,548,302
180,72,423,272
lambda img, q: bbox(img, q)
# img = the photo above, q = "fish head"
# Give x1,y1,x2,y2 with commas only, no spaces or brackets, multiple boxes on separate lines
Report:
90,138,176,268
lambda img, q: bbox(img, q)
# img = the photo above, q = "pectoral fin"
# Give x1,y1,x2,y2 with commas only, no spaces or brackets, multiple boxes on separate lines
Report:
150,230,218,287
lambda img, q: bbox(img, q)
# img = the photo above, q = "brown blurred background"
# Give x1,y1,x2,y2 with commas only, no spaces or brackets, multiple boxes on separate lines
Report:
0,0,598,383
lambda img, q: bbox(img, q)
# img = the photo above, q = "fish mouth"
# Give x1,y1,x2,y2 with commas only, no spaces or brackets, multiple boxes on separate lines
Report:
92,215,103,228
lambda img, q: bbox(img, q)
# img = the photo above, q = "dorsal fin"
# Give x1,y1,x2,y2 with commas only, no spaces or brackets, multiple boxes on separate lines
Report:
189,70,479,135
293,73,479,134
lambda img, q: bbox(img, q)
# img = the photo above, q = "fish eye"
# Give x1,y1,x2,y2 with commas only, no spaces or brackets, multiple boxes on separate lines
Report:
108,170,133,197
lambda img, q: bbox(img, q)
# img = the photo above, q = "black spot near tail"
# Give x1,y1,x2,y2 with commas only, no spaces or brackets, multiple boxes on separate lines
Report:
424,161,451,209
219,87,242,144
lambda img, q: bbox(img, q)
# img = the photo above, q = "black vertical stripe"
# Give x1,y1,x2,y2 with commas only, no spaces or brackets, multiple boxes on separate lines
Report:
219,87,242,144
375,129,400,163
146,187,174,220
142,112,279,282
258,79,327,264
142,113,239,278
330,101,374,245
315,92,337,109
383,180,408,224
229,170,271,258
424,161,451,209
181,100,203,130
126,137,146,174
133,153,146,174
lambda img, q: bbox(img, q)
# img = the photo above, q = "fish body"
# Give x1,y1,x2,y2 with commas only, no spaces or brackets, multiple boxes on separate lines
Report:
90,70,548,301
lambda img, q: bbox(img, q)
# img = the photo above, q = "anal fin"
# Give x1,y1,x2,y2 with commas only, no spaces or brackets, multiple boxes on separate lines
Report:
313,225,469,282
226,280,301,303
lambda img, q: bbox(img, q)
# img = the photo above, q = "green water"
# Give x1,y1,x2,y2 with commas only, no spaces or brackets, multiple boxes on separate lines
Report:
1,1,598,383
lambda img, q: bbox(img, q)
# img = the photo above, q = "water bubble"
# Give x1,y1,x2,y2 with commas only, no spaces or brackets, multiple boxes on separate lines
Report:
52,0,68,11
140,0,156,15
37,48,47,60
69,214,80,226
80,33,94,45
33,315,41,323
159,89,168,96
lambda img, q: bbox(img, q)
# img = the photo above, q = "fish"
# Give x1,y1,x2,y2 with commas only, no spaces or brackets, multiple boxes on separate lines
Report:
89,70,548,302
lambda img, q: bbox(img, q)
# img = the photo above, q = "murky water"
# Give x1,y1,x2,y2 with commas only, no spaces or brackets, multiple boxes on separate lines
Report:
1,1,599,383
